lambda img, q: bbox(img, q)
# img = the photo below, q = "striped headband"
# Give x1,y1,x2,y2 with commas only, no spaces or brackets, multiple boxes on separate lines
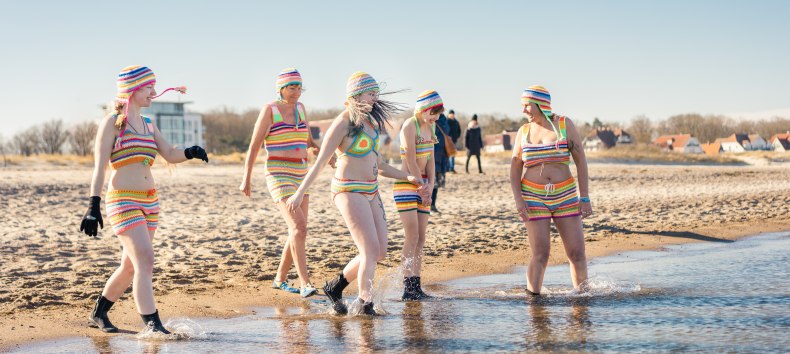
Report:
521,85,552,118
276,68,302,91
416,90,443,112
346,71,379,98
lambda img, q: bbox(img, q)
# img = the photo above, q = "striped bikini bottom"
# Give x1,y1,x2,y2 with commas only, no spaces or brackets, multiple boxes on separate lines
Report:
105,189,159,235
265,156,309,202
393,175,430,214
331,177,379,201
520,177,581,221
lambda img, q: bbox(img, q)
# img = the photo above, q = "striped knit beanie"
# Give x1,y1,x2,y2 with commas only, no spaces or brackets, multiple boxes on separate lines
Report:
116,66,156,103
416,90,443,112
346,71,379,98
276,68,302,91
521,85,552,119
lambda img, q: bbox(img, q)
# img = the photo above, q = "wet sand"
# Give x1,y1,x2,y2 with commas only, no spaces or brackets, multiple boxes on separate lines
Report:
2,159,790,350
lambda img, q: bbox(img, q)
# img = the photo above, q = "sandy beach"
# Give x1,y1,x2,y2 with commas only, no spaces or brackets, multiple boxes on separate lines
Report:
2,158,790,350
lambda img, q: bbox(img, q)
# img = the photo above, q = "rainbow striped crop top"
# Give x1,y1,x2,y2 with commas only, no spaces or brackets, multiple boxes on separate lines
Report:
264,102,309,152
400,116,437,160
110,116,158,169
339,119,381,158
519,116,571,168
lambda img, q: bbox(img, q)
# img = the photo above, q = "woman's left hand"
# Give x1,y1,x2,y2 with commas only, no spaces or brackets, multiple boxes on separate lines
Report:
580,200,593,219
285,192,304,211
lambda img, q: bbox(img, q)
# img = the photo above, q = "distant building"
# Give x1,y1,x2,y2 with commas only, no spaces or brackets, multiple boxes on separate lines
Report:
701,139,724,156
653,134,703,154
770,132,790,151
483,131,518,152
583,127,631,151
141,101,204,148
718,133,769,152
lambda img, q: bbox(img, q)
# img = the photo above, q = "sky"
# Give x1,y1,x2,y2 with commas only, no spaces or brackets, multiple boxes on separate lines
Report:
1,0,788,136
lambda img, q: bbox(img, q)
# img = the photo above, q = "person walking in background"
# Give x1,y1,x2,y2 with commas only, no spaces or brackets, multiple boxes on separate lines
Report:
430,112,451,213
465,114,484,174
446,109,462,173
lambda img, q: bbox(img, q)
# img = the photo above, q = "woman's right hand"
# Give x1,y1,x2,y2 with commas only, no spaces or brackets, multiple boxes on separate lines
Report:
239,178,252,197
516,202,529,223
80,196,104,237
285,192,304,211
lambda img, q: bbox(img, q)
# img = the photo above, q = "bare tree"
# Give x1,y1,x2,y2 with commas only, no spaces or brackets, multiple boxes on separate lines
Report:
70,121,98,156
13,127,41,156
628,115,654,145
40,119,70,154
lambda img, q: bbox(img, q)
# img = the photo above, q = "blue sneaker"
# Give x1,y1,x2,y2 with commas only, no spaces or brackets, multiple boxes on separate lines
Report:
272,280,299,294
300,284,318,298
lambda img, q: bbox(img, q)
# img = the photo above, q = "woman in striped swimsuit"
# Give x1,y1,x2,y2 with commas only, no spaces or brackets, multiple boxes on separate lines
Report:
79,66,208,334
395,90,443,301
286,72,423,315
240,68,324,298
510,86,592,296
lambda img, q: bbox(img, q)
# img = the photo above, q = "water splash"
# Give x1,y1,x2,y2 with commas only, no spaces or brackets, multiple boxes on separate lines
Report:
134,317,208,341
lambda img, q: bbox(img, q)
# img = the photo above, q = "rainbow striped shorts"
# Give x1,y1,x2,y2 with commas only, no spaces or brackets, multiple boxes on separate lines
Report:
105,189,159,235
331,177,379,201
265,156,309,202
520,177,581,221
393,175,430,214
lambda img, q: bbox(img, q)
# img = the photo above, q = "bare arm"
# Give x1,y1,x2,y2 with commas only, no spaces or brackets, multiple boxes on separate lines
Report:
565,118,589,198
152,124,188,163
377,156,414,180
88,115,119,197
510,128,528,222
240,105,273,196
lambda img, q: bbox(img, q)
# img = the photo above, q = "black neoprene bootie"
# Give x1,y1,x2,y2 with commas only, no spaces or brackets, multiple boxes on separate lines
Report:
402,277,420,301
362,301,377,316
89,295,118,333
140,310,171,334
414,277,433,299
323,273,350,315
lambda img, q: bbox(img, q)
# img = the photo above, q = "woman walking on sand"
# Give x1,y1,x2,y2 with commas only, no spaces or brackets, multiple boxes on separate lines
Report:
395,90,443,300
286,71,424,315
79,66,208,334
240,68,326,298
510,85,592,296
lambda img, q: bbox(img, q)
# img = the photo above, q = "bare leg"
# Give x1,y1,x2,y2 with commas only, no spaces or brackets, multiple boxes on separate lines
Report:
334,193,384,302
274,196,312,287
399,210,420,277
524,218,552,294
554,215,588,290
116,225,157,315
102,229,156,301
414,213,430,276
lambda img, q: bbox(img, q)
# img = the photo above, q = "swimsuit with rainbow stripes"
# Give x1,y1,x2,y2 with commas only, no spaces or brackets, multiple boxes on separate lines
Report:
106,116,161,235
518,116,580,220
106,189,159,235
332,119,382,201
399,116,437,161
110,116,157,169
519,116,571,168
394,117,436,214
263,102,310,202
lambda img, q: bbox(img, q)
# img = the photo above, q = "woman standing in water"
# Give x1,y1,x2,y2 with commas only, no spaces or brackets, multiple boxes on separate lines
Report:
395,90,443,300
80,65,208,333
240,68,324,298
510,85,592,296
286,71,423,315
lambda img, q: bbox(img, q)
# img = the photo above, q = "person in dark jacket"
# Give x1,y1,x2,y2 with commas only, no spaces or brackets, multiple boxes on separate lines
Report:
464,114,484,174
446,109,462,173
431,113,451,212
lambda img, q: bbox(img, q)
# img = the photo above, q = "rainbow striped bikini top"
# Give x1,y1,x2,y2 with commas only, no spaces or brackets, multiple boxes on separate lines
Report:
110,116,158,170
264,102,309,152
339,119,381,158
400,116,437,160
520,116,571,168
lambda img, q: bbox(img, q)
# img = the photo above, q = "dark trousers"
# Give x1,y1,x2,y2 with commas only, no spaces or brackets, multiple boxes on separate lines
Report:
466,153,482,173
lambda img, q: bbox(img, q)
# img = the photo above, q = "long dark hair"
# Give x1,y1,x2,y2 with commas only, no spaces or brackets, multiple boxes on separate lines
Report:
346,90,406,137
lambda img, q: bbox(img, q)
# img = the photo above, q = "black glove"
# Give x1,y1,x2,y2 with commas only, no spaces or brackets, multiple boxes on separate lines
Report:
184,146,209,163
80,196,104,237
